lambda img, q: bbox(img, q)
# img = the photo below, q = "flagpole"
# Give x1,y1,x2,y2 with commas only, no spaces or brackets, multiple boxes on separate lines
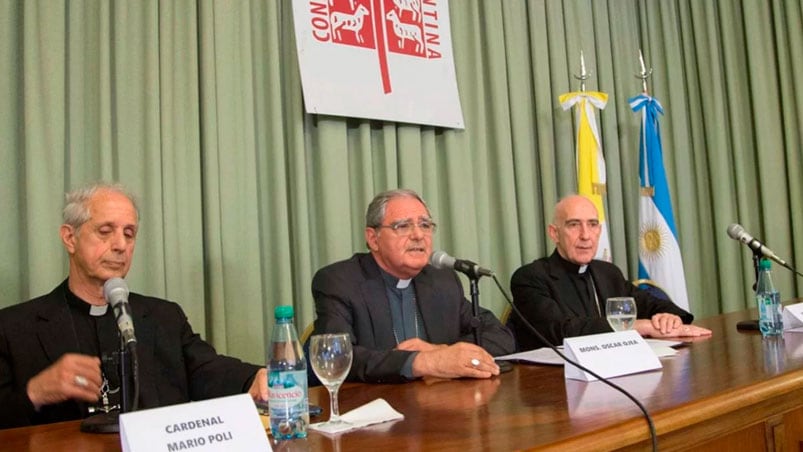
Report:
630,51,691,311
636,49,654,197
560,51,612,261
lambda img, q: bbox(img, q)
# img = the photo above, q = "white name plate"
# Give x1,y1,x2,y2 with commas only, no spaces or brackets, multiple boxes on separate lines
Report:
563,330,662,381
120,393,270,452
784,302,803,331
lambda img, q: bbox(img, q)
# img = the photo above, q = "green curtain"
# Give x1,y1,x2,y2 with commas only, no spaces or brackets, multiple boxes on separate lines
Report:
1,0,800,364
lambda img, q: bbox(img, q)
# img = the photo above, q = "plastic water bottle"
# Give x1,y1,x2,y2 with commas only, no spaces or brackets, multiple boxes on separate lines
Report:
267,305,309,440
756,258,783,337
762,336,785,373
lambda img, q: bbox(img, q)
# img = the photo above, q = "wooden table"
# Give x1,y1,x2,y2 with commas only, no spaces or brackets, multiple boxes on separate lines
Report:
3,309,803,451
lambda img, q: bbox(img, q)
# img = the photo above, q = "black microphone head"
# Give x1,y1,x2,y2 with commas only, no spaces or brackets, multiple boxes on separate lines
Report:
429,250,454,269
727,223,744,240
103,277,129,307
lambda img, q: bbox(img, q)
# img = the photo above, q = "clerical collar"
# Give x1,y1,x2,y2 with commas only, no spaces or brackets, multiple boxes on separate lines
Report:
65,284,109,316
551,250,589,276
379,268,413,291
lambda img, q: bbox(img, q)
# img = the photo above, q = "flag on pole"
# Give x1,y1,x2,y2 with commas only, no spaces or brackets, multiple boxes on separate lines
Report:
629,93,689,311
559,90,612,261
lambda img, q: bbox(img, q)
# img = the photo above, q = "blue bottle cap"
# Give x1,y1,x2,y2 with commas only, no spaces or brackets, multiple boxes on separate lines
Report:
759,258,772,270
274,305,294,319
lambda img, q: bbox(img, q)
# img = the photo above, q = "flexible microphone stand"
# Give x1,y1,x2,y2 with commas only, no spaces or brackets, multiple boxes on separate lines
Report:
735,244,803,331
467,271,513,373
469,277,482,345
736,248,763,331
80,340,139,433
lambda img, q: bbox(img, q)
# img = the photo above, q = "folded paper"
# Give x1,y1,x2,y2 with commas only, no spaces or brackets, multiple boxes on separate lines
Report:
120,393,268,452
496,338,679,366
783,302,803,332
562,330,662,381
308,398,403,436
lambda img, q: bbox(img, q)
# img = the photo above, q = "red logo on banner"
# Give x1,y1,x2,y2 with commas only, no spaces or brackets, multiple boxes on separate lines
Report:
308,0,443,93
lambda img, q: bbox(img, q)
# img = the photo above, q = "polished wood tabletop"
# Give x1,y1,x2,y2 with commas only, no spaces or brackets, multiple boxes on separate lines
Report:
302,309,803,451
3,309,803,451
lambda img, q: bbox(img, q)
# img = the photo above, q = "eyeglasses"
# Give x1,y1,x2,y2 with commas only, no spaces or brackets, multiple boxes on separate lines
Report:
375,219,437,236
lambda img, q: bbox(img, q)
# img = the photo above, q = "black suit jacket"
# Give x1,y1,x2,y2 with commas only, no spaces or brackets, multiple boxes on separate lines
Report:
311,253,515,383
0,280,262,428
510,251,693,350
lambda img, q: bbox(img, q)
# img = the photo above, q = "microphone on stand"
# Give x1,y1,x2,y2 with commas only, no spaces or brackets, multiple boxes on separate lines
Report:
429,250,494,279
430,250,512,373
104,278,137,345
727,224,801,276
728,224,802,332
81,278,139,433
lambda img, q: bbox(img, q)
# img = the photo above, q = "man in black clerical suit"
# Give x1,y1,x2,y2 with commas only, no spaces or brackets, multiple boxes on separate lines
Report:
0,183,266,429
312,189,515,383
510,194,712,350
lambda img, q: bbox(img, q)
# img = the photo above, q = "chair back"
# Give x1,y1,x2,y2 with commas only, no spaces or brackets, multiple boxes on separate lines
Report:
299,322,314,345
500,305,512,327
300,323,322,387
499,304,520,352
632,278,672,302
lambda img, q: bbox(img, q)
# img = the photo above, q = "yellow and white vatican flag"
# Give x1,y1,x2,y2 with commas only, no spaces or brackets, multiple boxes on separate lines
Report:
559,91,611,261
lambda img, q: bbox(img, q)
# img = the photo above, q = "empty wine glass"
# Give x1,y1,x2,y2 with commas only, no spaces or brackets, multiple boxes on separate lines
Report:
606,297,637,331
310,333,353,425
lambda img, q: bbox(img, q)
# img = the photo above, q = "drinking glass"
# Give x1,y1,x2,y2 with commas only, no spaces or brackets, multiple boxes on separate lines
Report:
310,333,353,425
606,297,637,331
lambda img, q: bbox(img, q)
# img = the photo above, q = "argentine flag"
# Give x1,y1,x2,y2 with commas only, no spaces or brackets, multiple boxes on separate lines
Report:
630,93,689,311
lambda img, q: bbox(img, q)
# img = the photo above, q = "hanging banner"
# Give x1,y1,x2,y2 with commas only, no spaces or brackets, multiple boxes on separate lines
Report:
292,0,464,128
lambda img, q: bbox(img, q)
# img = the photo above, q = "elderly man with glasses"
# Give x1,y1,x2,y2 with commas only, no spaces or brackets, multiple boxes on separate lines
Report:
311,189,515,383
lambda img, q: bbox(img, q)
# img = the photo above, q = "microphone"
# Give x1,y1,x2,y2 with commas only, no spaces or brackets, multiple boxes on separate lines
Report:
104,278,136,345
429,250,494,278
727,223,789,268
82,277,140,433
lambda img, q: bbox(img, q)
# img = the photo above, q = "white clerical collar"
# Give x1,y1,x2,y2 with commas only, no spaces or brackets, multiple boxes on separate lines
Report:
578,264,588,274
89,304,109,316
396,278,412,289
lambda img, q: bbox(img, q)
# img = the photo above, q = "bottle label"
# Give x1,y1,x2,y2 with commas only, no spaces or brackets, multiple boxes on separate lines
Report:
757,291,783,337
268,375,305,403
268,370,308,440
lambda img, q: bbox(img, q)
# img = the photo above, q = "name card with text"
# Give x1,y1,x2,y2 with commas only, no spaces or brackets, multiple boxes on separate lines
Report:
563,330,662,381
120,393,270,452
784,302,803,332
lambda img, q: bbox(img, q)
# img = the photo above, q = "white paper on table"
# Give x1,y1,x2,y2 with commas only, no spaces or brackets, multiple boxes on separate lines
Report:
308,398,403,436
496,347,567,365
496,339,681,366
783,302,803,332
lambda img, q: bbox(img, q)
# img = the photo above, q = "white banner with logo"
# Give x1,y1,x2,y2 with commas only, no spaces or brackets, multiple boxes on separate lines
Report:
292,0,465,128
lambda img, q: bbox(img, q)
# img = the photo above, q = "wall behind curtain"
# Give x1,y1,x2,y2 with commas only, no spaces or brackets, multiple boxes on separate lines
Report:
1,0,800,364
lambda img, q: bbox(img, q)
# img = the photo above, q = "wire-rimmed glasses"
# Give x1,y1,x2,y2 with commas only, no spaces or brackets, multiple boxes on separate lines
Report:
374,219,437,236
